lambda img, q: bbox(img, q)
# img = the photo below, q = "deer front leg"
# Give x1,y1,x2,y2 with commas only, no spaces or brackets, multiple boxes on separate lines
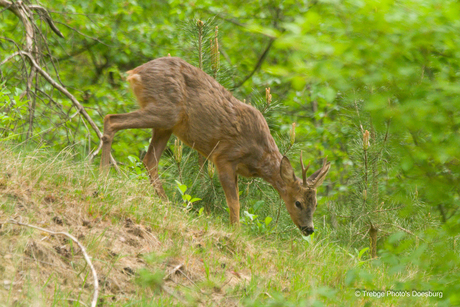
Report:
216,161,240,224
143,128,172,199
100,120,116,172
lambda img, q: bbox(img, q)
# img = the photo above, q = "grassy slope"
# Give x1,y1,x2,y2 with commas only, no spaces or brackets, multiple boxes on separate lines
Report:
0,146,433,306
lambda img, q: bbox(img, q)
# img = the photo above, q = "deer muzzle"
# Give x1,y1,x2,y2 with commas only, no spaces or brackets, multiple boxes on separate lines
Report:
300,226,315,236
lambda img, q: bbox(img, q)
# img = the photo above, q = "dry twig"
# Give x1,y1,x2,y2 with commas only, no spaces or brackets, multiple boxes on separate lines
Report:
4,219,99,307
164,263,185,281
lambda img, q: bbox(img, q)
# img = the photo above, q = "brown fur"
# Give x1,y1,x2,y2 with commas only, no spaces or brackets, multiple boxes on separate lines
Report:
101,57,331,235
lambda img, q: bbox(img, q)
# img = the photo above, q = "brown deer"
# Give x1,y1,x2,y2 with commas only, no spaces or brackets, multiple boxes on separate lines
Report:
100,57,331,236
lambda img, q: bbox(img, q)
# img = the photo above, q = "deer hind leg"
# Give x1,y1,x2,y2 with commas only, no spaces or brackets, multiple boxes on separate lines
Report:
100,105,179,171
215,160,240,224
143,129,172,199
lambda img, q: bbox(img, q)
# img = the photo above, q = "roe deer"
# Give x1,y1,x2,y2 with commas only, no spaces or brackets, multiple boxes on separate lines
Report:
100,57,331,236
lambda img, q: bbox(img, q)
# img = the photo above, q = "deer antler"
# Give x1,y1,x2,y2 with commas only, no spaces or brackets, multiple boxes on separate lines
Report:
300,150,310,186
316,156,329,180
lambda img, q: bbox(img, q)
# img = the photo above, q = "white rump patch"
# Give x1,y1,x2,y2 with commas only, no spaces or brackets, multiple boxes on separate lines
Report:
126,71,142,84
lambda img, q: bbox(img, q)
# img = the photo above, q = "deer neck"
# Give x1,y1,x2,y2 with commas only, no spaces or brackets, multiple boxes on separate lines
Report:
260,151,288,198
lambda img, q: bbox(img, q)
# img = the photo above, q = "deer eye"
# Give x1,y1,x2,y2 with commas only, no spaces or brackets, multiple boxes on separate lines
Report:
295,201,302,209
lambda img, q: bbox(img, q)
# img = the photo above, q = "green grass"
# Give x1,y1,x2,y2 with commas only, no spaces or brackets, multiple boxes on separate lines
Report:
0,145,440,306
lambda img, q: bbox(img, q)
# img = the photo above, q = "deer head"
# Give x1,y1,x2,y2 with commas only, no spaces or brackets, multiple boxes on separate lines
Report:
279,152,331,236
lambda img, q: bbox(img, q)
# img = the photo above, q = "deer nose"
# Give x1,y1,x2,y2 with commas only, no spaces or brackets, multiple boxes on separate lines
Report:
300,226,314,236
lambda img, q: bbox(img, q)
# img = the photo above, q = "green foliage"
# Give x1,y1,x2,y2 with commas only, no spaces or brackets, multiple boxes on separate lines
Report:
0,83,28,142
274,0,460,213
127,155,149,180
241,200,274,234
135,269,164,291
175,180,202,209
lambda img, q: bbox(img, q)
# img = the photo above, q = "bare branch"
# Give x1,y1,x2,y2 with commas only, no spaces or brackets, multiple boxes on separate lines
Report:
58,40,100,61
9,51,120,172
0,0,39,130
0,0,34,51
0,37,30,72
234,38,275,88
0,1,11,14
54,21,109,46
34,88,68,117
89,141,103,162
0,51,21,66
28,5,64,38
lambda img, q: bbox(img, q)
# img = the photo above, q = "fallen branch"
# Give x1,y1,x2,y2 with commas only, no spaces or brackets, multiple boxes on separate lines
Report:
164,263,184,281
178,267,198,287
5,219,99,307
163,263,200,292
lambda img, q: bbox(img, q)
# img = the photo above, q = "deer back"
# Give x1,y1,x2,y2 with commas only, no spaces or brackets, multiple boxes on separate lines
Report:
126,57,279,167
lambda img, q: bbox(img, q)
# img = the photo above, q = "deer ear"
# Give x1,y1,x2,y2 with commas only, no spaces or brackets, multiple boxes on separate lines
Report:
307,161,331,188
280,156,296,184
